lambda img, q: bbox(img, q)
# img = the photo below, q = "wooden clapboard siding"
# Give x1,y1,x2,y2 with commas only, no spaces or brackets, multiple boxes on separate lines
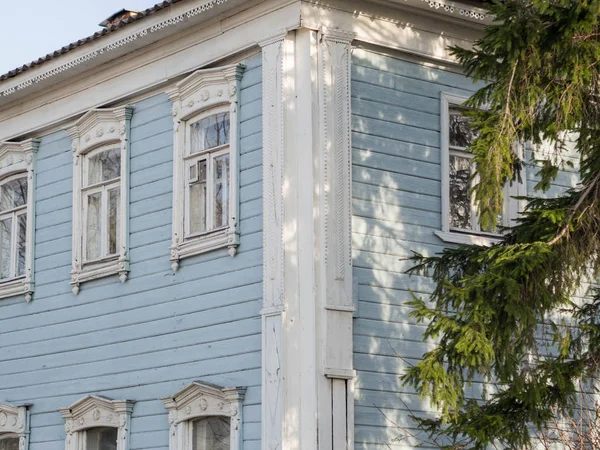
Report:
351,48,484,450
0,53,262,450
351,48,582,449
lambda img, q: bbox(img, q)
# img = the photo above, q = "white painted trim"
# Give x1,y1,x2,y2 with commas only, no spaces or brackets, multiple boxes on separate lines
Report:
434,230,502,246
0,1,301,143
0,402,31,450
0,139,39,302
259,30,286,450
0,0,233,99
167,63,244,270
66,106,133,294
59,396,135,450
161,382,245,450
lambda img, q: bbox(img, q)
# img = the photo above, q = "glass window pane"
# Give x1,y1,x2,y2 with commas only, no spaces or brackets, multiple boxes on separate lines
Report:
0,177,27,211
108,188,120,255
189,160,207,234
17,213,26,276
88,149,121,185
190,112,230,154
449,110,478,148
86,427,118,450
213,154,230,229
0,217,12,279
0,437,19,450
192,417,230,450
449,155,472,230
86,192,102,260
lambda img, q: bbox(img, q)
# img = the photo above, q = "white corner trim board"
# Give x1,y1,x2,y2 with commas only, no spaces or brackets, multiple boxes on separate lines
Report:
161,382,245,450
0,402,31,450
59,396,135,450
167,63,244,271
0,0,230,98
66,106,133,295
0,139,39,302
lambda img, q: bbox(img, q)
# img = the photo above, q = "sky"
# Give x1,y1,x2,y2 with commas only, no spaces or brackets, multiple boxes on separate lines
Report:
0,0,158,75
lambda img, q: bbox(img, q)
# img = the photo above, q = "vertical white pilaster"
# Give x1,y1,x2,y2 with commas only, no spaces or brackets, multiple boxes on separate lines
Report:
260,31,287,450
260,26,354,450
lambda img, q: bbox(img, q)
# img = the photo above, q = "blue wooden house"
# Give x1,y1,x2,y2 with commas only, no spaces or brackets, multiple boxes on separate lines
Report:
0,1,574,449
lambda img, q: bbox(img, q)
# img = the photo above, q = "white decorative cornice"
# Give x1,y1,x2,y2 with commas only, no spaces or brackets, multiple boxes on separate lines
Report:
421,0,487,20
0,0,230,98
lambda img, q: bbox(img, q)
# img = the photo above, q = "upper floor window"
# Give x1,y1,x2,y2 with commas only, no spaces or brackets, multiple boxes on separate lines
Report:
0,402,31,450
66,107,132,295
436,93,525,246
167,64,244,271
0,140,39,302
59,396,134,450
161,382,245,450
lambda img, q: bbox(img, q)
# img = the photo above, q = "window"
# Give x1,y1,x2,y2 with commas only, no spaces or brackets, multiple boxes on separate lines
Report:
0,403,31,450
436,93,525,245
0,141,38,302
0,436,18,450
59,396,134,450
167,64,244,270
67,107,132,294
161,382,245,450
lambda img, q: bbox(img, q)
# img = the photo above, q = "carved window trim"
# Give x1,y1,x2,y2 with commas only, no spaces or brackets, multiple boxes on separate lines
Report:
161,382,245,450
167,64,244,271
66,107,133,294
437,92,526,246
59,396,134,450
0,140,39,302
0,403,31,450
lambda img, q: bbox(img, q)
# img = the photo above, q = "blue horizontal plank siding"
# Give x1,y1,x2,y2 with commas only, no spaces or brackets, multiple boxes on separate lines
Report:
0,52,262,450
351,48,581,449
350,49,481,449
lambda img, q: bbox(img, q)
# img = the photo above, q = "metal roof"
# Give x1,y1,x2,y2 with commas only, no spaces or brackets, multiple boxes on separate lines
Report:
0,0,187,82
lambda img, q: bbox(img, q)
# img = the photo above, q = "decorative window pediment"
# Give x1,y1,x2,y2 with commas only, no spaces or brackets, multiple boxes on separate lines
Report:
0,403,31,450
66,107,132,294
161,382,245,450
59,395,135,450
0,140,39,302
167,64,244,270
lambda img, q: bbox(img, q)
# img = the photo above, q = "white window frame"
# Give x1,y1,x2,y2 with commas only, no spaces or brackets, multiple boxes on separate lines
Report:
167,64,244,271
66,107,132,295
59,396,134,450
0,402,31,450
161,382,245,450
436,92,526,246
0,140,38,302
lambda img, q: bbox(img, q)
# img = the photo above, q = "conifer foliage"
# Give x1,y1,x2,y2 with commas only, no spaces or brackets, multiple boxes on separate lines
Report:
402,1,600,448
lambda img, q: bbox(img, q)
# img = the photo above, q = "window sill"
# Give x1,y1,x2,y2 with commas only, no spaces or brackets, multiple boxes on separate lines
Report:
434,230,503,246
70,257,129,295
0,276,34,302
170,226,239,271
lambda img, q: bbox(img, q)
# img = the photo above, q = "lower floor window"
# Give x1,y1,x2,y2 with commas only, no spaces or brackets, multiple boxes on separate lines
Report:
0,436,19,450
192,417,230,450
85,427,118,450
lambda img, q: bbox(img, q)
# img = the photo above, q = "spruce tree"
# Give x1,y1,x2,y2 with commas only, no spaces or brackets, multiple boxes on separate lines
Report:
402,1,600,448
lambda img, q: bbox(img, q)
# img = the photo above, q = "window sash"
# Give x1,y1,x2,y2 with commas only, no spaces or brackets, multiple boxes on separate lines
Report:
184,107,231,158
0,201,26,282
448,148,508,235
82,179,120,263
184,147,230,238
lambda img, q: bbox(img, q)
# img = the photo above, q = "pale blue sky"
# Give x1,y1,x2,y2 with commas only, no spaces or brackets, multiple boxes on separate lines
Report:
0,0,158,75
